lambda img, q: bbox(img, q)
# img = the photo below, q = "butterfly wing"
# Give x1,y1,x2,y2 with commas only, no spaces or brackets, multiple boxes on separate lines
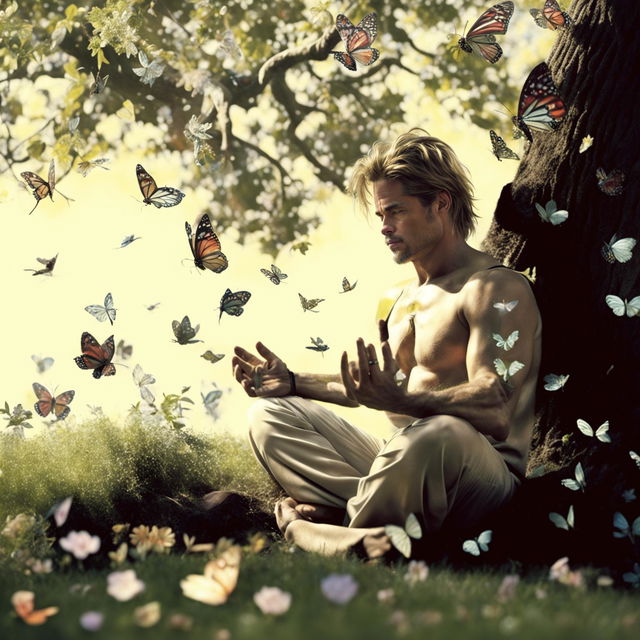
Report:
489,130,519,161
136,164,157,201
21,172,52,213
595,421,611,443
335,14,356,46
332,52,357,71
606,236,636,263
51,496,73,527
404,513,422,540
626,296,640,317
74,332,115,378
85,304,108,322
493,358,508,380
542,0,572,29
219,290,252,319
596,168,625,196
47,160,56,195
516,63,566,138
204,545,241,597
462,2,514,63
104,292,116,324
462,539,481,556
507,360,525,378
385,524,411,558
53,390,75,419
260,268,280,284
477,529,493,551
605,295,626,317
189,215,228,272
272,265,287,281
147,186,185,208
32,382,53,417
543,373,569,391
576,418,594,437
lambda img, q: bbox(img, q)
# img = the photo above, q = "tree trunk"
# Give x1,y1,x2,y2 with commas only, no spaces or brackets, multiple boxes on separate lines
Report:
482,0,640,571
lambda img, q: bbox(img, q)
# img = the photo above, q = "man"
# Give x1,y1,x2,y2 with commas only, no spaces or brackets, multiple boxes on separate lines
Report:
232,130,541,559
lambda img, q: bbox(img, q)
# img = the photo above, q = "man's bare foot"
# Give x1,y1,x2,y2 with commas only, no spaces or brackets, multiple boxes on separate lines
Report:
361,530,393,559
294,502,345,525
275,497,303,536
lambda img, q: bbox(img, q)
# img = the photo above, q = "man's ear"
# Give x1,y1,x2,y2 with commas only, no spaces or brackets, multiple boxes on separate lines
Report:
436,190,452,213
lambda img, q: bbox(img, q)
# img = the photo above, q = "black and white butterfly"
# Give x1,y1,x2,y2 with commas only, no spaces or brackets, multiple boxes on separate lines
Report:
218,289,251,321
489,130,519,161
306,337,329,353
339,277,358,293
85,292,117,325
260,264,288,285
299,293,325,312
172,316,201,344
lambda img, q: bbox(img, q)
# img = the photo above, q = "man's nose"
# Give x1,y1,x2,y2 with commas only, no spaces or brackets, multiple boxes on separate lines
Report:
380,218,394,235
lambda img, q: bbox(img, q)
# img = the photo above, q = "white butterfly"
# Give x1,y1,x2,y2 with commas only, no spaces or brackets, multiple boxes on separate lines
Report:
576,419,611,443
132,50,164,87
630,450,640,469
384,513,422,558
543,373,569,391
535,200,568,226
492,330,519,351
31,354,54,373
132,364,156,405
462,529,492,556
85,292,116,324
493,299,519,313
48,496,73,527
494,358,525,382
561,462,586,491
549,505,574,531
613,512,640,539
202,387,223,420
579,135,593,153
605,294,640,317
601,234,636,264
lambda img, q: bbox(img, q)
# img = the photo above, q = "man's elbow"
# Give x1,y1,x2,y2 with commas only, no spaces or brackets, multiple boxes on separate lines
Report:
490,409,510,442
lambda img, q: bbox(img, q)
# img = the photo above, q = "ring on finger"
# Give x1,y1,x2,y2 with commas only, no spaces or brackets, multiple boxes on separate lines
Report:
368,359,378,366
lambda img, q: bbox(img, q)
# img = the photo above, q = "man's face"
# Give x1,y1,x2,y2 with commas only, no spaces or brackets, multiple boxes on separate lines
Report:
373,179,445,265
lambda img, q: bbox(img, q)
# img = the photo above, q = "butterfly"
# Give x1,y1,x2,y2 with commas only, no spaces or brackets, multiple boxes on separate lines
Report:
116,339,132,360
31,354,54,373
605,294,640,317
543,373,570,391
90,70,109,94
489,129,519,161
306,336,330,353
494,358,524,382
339,277,357,293
118,234,141,249
11,591,59,626
181,545,241,605
299,292,325,312
602,234,636,263
136,164,185,208
172,316,201,344
201,351,225,364
493,299,518,313
47,496,73,527
492,330,519,351
579,135,594,153
216,29,243,60
535,199,569,225
21,160,55,215
457,2,514,64
384,513,422,558
146,302,161,311
630,450,640,470
622,488,636,503
576,419,611,443
202,387,223,419
561,461,586,491
219,289,251,321
185,214,228,273
77,157,110,177
24,254,58,276
74,332,116,378
32,382,75,420
613,512,640,539
512,62,566,143
530,0,572,30
549,505,574,531
331,13,379,71
596,168,625,196
462,529,492,556
132,50,164,87
260,264,288,285
133,364,156,405
85,292,117,325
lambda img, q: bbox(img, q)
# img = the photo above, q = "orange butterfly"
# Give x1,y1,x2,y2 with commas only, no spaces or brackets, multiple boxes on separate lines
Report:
331,13,379,71
185,214,228,273
12,591,58,625
20,161,55,215
74,332,116,378
136,164,185,208
181,545,241,605
32,383,75,420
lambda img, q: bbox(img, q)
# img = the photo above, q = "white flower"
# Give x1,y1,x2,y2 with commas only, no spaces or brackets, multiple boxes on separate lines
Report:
27,558,53,574
185,115,214,165
107,570,145,601
59,531,101,560
253,586,292,615
377,588,395,604
404,560,429,585
320,574,358,604
80,611,104,631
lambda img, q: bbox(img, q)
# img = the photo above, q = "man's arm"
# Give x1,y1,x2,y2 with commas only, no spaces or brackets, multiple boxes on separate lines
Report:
294,372,359,407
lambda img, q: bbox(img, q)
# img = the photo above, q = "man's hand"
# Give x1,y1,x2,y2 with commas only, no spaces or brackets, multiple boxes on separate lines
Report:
340,320,405,412
232,342,292,397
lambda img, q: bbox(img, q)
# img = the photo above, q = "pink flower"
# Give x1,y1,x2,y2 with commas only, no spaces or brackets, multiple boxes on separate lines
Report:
404,560,429,585
79,611,104,631
253,586,292,615
59,531,101,560
320,574,358,604
107,570,145,601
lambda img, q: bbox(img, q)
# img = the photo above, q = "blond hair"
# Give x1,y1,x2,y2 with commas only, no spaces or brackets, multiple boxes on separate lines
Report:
347,129,478,238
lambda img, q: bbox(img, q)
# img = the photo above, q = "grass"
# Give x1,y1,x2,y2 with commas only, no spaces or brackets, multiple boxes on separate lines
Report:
0,416,638,639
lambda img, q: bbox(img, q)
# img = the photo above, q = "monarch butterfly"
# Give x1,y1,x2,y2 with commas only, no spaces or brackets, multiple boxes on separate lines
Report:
596,168,625,196
74,332,116,378
489,130,519,161
85,292,117,325
218,288,251,321
602,234,636,263
494,358,524,382
306,336,329,353
339,277,357,293
11,591,58,626
331,13,379,71
185,214,228,273
512,62,566,142
457,2,514,64
172,315,201,344
492,330,519,351
136,164,185,208
299,292,325,312
260,264,288,285
384,513,422,558
530,0,572,30
21,160,55,215
32,382,75,420
181,545,241,605
24,253,58,276
462,529,492,556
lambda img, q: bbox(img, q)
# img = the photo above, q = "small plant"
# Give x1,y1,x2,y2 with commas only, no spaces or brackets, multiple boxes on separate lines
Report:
0,402,34,437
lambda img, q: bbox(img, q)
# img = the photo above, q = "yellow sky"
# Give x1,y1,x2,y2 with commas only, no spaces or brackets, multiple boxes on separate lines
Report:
0,10,554,438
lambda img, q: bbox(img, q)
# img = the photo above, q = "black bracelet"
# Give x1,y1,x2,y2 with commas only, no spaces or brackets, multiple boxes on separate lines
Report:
287,369,297,395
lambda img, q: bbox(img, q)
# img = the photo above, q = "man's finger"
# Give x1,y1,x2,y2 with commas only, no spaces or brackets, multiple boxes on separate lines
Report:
355,338,370,375
381,341,396,373
233,346,261,366
256,341,279,363
340,351,358,399
231,355,255,376
378,318,389,342
366,343,381,377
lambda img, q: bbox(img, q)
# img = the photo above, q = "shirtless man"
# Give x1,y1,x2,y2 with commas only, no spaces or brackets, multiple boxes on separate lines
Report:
232,130,541,558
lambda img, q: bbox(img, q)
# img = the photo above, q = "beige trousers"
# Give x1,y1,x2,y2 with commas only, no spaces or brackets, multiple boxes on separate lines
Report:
248,396,518,532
